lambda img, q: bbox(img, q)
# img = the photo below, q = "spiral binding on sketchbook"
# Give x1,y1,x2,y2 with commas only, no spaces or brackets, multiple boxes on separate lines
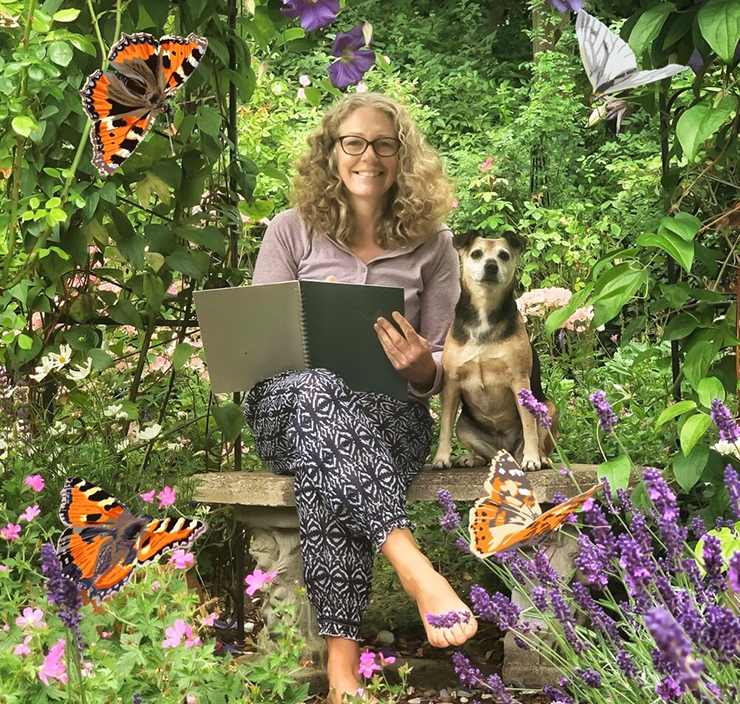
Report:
296,282,313,368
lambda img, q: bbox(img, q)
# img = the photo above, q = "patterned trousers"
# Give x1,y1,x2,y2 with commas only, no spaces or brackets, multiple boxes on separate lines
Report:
243,368,432,641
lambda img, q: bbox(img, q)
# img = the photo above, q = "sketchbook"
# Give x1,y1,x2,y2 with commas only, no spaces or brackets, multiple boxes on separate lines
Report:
194,279,408,400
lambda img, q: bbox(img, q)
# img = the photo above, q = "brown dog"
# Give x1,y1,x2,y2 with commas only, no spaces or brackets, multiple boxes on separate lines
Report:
431,230,556,471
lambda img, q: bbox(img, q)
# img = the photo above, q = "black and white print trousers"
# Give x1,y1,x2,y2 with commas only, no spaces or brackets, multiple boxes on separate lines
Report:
243,368,433,641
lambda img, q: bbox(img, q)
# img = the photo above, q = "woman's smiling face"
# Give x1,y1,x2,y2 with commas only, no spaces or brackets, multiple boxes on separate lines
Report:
335,106,399,207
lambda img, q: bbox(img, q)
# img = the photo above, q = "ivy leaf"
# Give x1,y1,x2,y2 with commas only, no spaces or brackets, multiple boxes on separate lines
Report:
676,97,738,161
698,0,740,63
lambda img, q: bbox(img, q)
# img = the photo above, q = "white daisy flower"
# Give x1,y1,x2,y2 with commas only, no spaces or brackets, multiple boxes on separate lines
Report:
67,358,92,381
136,424,162,442
47,344,73,369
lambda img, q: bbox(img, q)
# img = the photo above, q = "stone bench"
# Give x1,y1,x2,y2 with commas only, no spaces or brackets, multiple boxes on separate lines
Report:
192,463,604,686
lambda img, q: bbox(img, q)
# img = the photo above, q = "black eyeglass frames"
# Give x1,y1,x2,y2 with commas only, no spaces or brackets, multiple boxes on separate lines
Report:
337,135,401,157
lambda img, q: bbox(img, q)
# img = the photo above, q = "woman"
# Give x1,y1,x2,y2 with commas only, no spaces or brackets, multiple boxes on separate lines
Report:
243,92,477,703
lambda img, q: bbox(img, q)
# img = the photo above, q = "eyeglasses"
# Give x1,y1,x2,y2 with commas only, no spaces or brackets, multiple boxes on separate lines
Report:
337,135,401,157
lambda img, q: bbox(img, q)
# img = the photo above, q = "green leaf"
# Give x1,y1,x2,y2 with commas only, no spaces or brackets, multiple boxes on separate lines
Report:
143,274,164,312
117,235,146,270
173,343,195,371
166,250,209,279
662,312,699,341
676,96,738,161
17,333,33,350
683,337,722,390
544,283,593,336
108,300,143,329
12,115,37,137
659,212,701,242
304,86,322,107
260,165,290,185
196,106,222,138
629,3,675,58
212,402,244,443
697,376,725,407
597,454,632,492
53,8,81,21
637,231,694,273
176,225,226,256
656,400,697,429
86,348,114,371
698,0,740,62
680,412,712,456
591,265,648,329
47,41,73,66
673,444,709,492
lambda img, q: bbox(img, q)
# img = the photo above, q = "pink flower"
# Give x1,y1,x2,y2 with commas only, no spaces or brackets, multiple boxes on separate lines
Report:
170,550,194,570
140,490,156,503
14,635,32,657
0,564,9,572
24,475,44,492
162,619,200,649
358,650,381,678
297,87,306,100
157,486,176,508
186,696,199,704
151,580,162,592
478,157,493,171
100,631,112,639
451,198,459,209
379,652,396,666
1,523,21,540
2,624,9,632
19,505,41,523
299,74,311,86
245,568,278,596
200,612,218,627
38,638,67,685
16,607,46,630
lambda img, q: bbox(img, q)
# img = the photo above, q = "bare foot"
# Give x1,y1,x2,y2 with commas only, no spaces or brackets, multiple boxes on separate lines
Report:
404,567,478,648
326,677,379,704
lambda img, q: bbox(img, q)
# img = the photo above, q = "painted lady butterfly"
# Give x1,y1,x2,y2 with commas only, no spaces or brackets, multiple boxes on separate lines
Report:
79,32,208,177
57,477,207,603
468,449,603,557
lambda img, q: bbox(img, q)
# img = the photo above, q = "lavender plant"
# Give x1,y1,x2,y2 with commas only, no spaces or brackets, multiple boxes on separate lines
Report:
433,393,740,703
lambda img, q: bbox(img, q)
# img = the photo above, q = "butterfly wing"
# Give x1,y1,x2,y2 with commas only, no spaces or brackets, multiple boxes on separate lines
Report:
159,34,208,96
468,450,543,557
136,516,208,566
600,65,688,94
107,32,161,88
576,10,637,95
493,482,605,554
60,477,130,527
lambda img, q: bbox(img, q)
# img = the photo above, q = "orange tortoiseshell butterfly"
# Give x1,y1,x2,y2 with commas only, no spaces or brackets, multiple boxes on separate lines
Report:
468,450,603,557
57,478,207,603
79,32,207,177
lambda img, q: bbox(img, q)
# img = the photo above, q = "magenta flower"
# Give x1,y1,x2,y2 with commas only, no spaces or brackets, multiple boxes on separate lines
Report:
163,619,194,648
358,650,381,678
13,635,32,657
19,505,40,523
200,612,218,627
327,24,376,89
281,0,339,32
245,567,278,596
170,549,195,570
0,564,8,572
16,607,46,630
1,523,21,540
379,652,396,666
157,486,176,508
24,474,44,492
140,489,156,504
38,638,67,685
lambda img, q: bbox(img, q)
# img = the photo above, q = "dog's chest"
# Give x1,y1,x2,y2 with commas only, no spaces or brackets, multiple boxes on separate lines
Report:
445,342,514,391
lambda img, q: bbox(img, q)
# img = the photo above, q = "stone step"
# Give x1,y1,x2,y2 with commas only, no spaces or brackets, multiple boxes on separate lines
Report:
192,463,607,508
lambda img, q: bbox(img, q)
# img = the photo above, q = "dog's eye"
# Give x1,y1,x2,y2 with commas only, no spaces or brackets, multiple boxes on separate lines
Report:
470,250,482,260
498,251,510,262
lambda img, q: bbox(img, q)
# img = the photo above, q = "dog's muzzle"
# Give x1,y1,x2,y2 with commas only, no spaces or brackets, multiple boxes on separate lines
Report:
481,260,499,283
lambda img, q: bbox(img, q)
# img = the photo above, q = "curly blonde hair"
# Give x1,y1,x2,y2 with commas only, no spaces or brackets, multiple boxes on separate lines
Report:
292,92,454,249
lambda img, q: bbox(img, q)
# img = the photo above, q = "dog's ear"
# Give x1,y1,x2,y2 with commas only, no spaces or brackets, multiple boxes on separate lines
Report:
453,230,483,251
502,231,527,254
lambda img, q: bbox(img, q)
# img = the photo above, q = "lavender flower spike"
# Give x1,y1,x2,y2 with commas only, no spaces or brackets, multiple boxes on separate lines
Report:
41,543,84,650
517,389,552,429
710,399,740,442
725,464,740,520
426,610,471,629
437,488,461,533
589,390,618,433
644,607,703,690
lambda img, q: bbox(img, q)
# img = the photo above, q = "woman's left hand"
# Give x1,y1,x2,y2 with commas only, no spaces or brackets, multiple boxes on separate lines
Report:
374,311,436,390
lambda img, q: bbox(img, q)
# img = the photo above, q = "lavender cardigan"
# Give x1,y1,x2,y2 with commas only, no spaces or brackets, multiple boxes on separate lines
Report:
251,208,461,406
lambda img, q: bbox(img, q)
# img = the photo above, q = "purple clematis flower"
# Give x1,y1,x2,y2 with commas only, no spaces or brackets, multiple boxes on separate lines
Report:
281,0,339,33
327,24,376,89
547,0,587,11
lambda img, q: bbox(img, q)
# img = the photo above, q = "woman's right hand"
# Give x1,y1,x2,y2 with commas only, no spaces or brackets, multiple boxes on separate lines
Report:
325,275,339,282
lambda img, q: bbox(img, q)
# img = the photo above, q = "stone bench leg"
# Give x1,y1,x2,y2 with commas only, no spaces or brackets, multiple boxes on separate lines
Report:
237,506,327,667
502,530,580,687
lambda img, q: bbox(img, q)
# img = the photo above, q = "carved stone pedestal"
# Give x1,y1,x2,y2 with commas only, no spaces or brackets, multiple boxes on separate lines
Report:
236,506,327,667
502,531,580,688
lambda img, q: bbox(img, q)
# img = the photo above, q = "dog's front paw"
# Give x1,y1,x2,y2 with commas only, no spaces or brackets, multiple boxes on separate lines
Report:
430,453,453,470
521,455,543,471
